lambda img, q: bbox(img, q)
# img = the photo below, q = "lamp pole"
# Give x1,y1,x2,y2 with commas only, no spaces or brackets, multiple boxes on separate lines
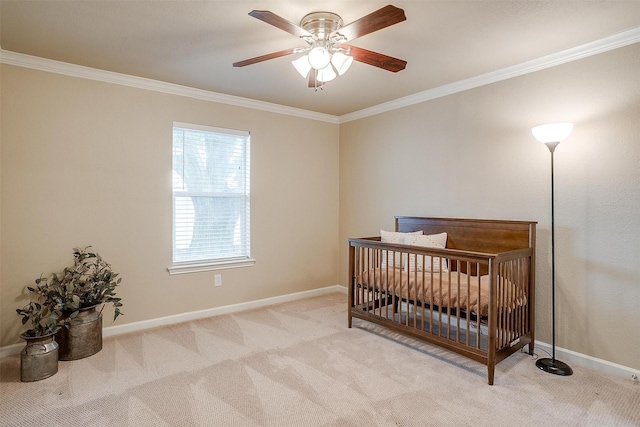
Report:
531,123,573,376
548,142,559,364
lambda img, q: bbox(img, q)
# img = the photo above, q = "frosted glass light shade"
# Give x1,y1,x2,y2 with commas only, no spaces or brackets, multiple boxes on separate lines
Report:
292,55,312,78
531,123,574,143
331,52,353,75
308,46,331,70
317,65,336,82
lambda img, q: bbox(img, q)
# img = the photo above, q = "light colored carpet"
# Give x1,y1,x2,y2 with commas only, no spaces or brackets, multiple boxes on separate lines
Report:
1,292,638,426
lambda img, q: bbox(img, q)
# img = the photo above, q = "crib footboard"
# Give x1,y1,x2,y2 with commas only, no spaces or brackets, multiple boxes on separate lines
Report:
348,235,535,385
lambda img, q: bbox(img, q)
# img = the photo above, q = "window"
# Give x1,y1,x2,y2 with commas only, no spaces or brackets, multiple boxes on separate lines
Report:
169,122,253,274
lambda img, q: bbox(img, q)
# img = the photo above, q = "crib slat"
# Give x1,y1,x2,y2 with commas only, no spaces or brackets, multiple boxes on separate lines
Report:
446,269,451,339
455,267,461,343
465,262,472,345
382,253,387,318
405,254,410,327
510,260,516,339
503,262,508,346
515,260,520,339
355,246,360,309
518,259,523,337
421,255,426,332
359,247,363,310
416,255,421,329
437,268,443,338
524,257,530,334
507,262,512,343
363,247,368,311
476,267,481,349
498,264,507,348
429,264,435,335
501,263,507,348
374,247,379,318
497,263,503,348
508,262,512,343
368,247,371,309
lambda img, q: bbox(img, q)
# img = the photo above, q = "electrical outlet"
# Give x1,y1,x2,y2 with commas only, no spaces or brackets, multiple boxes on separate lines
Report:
214,274,222,287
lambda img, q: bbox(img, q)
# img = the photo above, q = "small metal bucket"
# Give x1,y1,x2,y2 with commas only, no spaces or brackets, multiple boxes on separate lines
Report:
20,331,59,382
56,305,103,361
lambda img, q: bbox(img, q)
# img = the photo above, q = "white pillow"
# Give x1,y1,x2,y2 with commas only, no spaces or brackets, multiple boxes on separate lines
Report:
380,230,423,269
403,232,448,272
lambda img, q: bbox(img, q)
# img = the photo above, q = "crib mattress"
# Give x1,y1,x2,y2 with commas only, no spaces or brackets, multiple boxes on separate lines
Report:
355,268,527,317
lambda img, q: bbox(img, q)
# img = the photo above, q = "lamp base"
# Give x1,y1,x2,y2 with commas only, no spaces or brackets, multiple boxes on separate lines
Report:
536,358,573,376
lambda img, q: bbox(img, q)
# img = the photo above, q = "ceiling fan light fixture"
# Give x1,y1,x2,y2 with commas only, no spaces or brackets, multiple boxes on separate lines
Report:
292,55,312,78
316,64,336,82
235,6,407,89
330,51,353,75
308,46,331,70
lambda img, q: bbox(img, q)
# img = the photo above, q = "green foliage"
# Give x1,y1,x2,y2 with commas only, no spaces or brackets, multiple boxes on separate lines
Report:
50,247,124,321
16,275,63,337
17,246,124,337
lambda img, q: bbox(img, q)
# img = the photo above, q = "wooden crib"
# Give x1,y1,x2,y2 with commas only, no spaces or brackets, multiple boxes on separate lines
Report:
348,216,536,385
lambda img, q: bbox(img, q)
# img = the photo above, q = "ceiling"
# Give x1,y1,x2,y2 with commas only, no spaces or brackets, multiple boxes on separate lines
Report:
1,1,640,117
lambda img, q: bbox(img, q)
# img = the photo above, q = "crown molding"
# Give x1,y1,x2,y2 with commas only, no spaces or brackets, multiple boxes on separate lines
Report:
0,49,340,124
339,26,640,123
2,26,639,125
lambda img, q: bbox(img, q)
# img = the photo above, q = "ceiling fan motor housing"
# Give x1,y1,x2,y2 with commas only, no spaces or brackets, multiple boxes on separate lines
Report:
300,12,343,39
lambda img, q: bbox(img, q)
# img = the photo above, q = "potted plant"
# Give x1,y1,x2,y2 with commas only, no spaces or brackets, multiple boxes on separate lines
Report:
55,246,123,360
15,279,63,381
35,246,124,360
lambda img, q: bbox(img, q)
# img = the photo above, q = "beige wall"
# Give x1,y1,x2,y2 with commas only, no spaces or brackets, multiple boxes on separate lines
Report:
2,42,639,372
0,65,340,347
339,43,640,370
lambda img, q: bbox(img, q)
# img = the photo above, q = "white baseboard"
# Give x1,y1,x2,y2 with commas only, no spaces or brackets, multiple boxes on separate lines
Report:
530,341,639,382
3,284,637,383
0,285,347,359
0,343,23,360
102,284,347,339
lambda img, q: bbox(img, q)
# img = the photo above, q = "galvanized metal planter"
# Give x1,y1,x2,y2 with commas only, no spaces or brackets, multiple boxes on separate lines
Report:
20,328,60,382
56,305,103,361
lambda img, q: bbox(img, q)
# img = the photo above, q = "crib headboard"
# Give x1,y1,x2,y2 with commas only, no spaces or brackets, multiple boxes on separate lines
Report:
395,216,536,254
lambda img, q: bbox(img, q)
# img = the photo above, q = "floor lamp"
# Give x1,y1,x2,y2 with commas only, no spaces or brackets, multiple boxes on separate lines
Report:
531,122,574,376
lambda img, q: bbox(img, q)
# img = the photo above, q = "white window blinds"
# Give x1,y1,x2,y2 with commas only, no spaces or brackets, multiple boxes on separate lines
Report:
172,122,251,267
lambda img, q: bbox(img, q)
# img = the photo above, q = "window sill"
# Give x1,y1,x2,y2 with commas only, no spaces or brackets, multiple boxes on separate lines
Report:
168,258,256,275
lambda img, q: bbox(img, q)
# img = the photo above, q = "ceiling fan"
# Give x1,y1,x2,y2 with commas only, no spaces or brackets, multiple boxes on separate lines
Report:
233,5,407,89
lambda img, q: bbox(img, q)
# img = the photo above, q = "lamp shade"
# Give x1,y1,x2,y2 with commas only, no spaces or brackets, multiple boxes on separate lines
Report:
531,123,574,143
331,51,353,75
292,55,312,78
308,46,331,70
317,65,336,82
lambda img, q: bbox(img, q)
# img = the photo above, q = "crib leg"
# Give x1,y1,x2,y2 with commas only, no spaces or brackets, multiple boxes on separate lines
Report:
487,364,495,385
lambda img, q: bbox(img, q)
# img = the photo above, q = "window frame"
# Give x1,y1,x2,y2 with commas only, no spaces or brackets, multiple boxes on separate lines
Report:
168,121,254,275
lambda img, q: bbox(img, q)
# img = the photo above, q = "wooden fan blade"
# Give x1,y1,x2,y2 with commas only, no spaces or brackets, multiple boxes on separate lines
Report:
308,71,317,88
331,5,406,41
233,48,297,67
345,45,407,72
248,10,312,38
